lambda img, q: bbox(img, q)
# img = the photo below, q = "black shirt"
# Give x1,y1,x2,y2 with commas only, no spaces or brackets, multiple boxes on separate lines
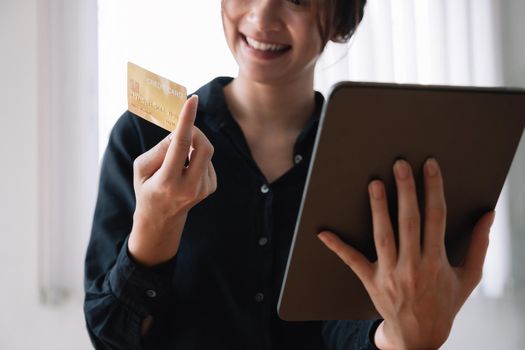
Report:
84,77,381,350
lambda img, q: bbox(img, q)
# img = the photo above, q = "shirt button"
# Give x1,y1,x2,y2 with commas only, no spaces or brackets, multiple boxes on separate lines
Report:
255,292,265,303
258,236,268,246
260,184,270,194
294,154,303,164
145,289,157,298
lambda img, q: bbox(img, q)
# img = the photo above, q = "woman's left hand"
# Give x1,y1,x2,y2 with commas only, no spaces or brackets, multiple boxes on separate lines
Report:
318,158,495,350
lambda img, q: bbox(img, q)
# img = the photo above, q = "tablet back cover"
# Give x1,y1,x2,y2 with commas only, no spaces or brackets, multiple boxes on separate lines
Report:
278,82,525,321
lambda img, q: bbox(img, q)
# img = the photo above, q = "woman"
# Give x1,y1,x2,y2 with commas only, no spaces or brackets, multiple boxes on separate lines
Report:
84,0,495,349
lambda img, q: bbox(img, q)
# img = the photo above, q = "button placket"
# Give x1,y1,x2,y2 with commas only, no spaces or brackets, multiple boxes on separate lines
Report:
255,181,272,309
258,236,268,246
145,289,157,298
254,292,265,303
260,184,270,194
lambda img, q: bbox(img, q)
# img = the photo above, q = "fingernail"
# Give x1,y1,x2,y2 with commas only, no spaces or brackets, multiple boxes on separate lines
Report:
425,158,439,177
369,181,384,200
190,95,199,115
394,160,410,179
318,232,329,242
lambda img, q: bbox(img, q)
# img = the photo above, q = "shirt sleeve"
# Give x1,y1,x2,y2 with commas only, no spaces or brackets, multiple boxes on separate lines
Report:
322,319,383,350
83,112,175,350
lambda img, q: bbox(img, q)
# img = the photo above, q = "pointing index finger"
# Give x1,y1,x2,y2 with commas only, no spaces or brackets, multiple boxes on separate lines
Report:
161,95,199,176
170,95,198,140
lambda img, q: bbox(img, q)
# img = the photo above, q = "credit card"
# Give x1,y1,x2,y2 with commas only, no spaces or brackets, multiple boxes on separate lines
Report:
127,62,187,132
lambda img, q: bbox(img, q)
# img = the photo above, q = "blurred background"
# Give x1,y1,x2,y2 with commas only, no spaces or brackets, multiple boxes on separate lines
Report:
1,0,524,348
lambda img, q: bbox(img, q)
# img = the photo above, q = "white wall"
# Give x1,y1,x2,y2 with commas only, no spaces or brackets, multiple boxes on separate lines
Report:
0,0,41,345
0,0,94,348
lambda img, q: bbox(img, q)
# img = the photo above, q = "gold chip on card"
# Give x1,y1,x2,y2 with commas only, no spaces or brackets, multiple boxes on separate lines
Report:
127,62,187,132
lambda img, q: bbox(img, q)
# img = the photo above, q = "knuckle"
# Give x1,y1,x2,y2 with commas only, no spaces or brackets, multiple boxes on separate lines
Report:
476,270,484,284
404,214,420,232
405,262,419,277
425,258,444,278
384,273,397,294
204,143,214,158
428,173,444,187
174,136,192,148
133,157,142,172
191,183,205,200
210,180,218,194
133,156,147,177
210,172,218,193
427,205,447,221
428,256,443,271
194,191,205,203
402,275,418,294
385,273,397,291
469,269,483,286
375,232,390,249
331,246,346,261
157,182,174,196
342,253,355,267
480,234,490,248
208,143,215,155
193,126,205,138
401,265,419,293
401,176,416,190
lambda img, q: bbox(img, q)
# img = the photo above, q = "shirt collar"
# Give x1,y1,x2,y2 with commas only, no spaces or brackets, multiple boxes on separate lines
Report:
192,76,325,153
192,76,234,132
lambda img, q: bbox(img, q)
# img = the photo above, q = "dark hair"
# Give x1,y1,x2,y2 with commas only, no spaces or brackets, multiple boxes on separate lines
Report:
313,0,367,46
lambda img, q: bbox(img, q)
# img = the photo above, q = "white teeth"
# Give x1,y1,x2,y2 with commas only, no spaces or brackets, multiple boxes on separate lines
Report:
245,36,288,52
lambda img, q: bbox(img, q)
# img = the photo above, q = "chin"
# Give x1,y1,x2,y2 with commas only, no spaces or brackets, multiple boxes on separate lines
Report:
237,63,304,86
240,70,285,85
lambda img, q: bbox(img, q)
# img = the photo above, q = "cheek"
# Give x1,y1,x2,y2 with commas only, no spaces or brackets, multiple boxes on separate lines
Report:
221,0,241,23
287,14,323,55
222,2,245,27
297,27,323,58
221,5,237,46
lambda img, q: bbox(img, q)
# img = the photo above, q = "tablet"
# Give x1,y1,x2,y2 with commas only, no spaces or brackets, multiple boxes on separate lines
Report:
277,82,525,321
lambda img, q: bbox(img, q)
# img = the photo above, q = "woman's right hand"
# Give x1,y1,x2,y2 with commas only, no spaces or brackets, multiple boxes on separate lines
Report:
128,95,217,267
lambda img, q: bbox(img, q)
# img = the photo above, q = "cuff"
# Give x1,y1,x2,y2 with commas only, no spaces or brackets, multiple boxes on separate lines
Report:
108,235,178,316
322,318,383,350
367,319,383,349
352,318,383,350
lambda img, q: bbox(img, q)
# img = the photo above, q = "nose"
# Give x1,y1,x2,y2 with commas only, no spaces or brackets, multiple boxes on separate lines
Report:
247,0,283,32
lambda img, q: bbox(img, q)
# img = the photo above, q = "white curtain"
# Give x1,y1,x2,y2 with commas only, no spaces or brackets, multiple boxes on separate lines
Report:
314,0,509,297
38,0,99,304
315,0,502,89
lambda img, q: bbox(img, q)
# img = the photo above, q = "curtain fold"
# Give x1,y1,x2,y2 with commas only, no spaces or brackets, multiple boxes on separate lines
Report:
315,0,502,89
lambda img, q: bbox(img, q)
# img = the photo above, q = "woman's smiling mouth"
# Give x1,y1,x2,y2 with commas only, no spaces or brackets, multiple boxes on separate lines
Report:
241,33,292,59
244,35,290,52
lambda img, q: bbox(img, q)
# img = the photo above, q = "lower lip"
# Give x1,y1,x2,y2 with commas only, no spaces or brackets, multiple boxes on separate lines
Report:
241,35,291,61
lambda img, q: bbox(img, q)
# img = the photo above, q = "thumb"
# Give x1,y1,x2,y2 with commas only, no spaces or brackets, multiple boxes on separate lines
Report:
461,210,496,287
